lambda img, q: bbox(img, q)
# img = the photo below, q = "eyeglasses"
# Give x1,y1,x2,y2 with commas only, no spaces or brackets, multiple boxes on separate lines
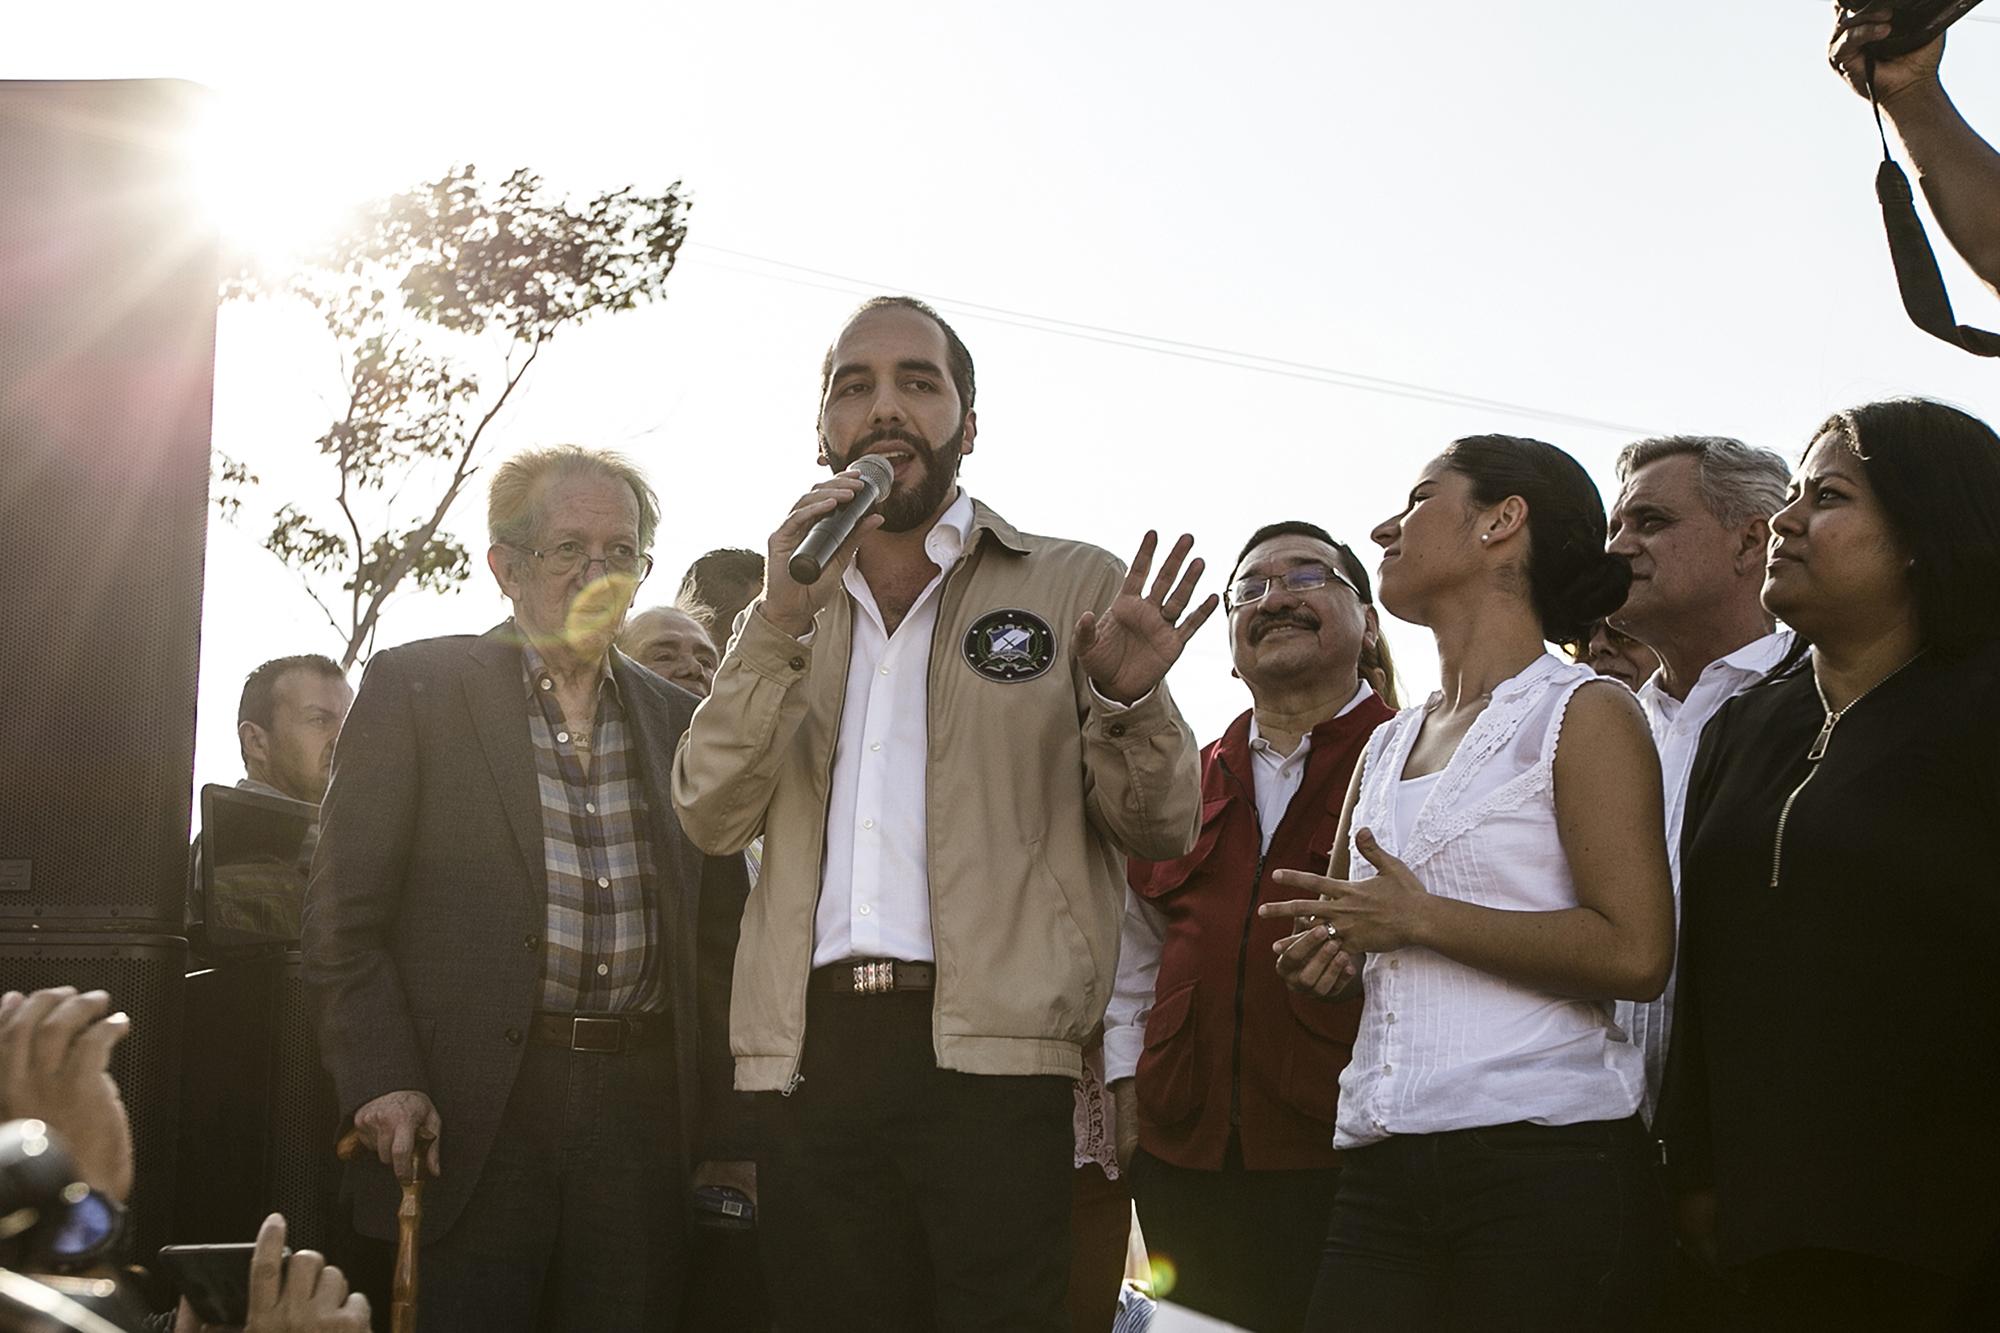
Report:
511,541,655,582
1225,563,1362,611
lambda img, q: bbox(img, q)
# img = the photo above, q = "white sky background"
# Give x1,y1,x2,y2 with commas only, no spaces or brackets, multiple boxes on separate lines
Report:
8,0,2000,794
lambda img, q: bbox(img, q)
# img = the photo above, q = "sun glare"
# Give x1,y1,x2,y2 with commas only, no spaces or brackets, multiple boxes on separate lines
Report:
187,93,372,270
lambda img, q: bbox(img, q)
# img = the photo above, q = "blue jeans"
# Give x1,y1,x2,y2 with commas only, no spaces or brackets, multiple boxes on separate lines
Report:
1305,1116,1668,1331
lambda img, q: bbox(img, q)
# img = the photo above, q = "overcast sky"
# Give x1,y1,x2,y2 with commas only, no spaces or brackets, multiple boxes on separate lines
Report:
9,0,2000,793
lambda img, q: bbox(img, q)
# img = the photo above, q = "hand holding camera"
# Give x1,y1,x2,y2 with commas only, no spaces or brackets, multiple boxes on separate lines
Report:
1829,3,1956,105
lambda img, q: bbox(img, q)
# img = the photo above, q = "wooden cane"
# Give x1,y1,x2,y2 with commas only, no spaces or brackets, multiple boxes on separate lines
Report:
336,1125,435,1333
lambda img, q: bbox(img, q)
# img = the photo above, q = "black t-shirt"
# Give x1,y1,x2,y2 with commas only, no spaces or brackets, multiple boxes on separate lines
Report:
1662,641,2000,1276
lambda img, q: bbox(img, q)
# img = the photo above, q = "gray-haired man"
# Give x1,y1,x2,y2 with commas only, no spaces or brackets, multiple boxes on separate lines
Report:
1605,434,1795,1120
302,445,749,1330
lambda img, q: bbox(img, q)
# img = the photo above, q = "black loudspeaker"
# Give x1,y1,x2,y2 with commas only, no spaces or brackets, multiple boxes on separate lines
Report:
0,79,218,926
176,953,343,1251
0,933,188,1259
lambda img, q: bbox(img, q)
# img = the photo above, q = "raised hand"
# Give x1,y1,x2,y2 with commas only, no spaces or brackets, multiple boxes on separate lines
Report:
1075,531,1219,704
1829,4,1944,104
0,986,134,1202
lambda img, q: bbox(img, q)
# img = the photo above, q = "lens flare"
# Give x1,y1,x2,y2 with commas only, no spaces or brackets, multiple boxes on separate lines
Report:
562,572,640,653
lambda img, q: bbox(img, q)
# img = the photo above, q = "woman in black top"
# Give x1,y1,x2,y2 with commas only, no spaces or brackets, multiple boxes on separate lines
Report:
1663,398,2000,1328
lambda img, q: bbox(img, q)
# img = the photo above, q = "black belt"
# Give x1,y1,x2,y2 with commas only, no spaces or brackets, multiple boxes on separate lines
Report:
530,1011,671,1053
810,959,935,996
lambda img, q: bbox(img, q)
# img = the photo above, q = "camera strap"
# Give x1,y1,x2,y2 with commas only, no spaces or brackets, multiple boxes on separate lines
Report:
1867,61,2000,356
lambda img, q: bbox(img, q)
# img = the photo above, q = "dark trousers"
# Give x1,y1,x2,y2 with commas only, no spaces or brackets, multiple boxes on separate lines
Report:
1129,1140,1338,1333
760,986,1075,1333
1066,1163,1132,1333
419,1041,687,1332
1305,1116,1669,1332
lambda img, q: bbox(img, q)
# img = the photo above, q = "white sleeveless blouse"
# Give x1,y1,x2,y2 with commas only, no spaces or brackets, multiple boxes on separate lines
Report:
1333,654,1644,1149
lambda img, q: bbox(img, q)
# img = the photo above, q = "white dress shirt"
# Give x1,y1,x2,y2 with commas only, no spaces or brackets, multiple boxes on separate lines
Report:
1617,628,1794,1121
1103,683,1374,1082
1336,655,1645,1148
812,490,977,968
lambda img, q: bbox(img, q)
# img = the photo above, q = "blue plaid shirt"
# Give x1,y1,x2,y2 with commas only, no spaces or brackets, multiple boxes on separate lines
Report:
521,642,661,1013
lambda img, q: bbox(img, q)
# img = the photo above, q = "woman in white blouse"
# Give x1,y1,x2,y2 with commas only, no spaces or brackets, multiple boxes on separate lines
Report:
1262,434,1676,1329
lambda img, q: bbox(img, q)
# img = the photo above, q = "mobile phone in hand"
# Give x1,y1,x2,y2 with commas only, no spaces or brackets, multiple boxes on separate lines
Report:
157,1241,286,1325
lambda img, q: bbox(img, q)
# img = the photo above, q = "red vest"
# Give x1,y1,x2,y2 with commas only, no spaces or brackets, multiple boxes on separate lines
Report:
1126,696,1393,1171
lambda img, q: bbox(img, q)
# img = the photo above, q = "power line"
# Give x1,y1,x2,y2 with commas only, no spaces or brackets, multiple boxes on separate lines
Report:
681,242,1659,438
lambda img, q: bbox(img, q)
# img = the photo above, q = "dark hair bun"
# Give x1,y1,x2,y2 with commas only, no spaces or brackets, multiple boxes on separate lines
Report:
1543,551,1632,646
1443,434,1627,650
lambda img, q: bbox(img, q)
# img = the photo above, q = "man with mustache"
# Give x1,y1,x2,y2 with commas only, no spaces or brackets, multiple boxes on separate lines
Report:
302,445,751,1329
1103,521,1396,1333
673,296,1210,1331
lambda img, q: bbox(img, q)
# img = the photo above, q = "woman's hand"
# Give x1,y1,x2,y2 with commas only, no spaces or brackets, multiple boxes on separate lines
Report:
1263,829,1433,955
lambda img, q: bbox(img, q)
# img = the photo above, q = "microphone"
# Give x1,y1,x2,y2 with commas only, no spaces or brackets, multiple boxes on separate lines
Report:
788,454,896,585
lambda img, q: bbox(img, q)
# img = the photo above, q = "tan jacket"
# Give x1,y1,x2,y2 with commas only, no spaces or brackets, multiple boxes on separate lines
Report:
671,500,1201,1090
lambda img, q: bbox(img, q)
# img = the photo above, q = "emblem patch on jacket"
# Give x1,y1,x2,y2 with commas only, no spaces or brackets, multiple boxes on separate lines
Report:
962,609,1056,682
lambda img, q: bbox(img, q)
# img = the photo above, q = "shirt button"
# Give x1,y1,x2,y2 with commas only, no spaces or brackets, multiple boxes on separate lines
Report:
585,802,597,814
1386,1012,1397,1024
1382,1063,1393,1074
879,666,891,676
862,818,874,830
597,876,611,889
596,963,609,976
539,678,553,691
870,742,882,752
1107,722,1127,738
504,1027,522,1046
522,934,538,951
859,905,872,916
556,730,570,743
789,656,806,671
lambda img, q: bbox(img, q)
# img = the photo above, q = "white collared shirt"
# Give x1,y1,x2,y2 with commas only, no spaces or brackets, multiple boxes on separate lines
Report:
1617,628,1795,1121
1245,682,1374,855
1102,682,1373,1082
812,490,977,968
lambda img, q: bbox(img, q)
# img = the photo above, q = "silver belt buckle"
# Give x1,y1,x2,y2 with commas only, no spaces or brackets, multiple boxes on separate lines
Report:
570,1016,624,1052
851,961,895,994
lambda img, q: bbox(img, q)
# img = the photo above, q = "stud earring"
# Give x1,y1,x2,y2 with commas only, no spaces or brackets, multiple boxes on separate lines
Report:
1479,534,1490,544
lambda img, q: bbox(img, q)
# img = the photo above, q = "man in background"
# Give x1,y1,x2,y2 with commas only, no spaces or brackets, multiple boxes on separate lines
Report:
189,655,353,948
619,605,720,697
1605,433,1793,1120
1582,619,1663,692
677,547,765,647
236,655,352,804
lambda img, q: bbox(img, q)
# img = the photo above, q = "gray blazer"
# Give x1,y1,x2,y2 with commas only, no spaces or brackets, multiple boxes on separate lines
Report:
300,624,748,1243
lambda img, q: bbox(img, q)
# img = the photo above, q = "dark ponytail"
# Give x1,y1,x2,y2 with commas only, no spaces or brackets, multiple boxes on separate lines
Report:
1444,434,1631,650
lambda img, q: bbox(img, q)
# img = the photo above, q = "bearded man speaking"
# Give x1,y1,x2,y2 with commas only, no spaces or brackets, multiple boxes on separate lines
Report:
674,296,1210,1332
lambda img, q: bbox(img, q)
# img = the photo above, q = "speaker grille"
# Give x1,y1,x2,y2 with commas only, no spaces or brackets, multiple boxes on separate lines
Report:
267,959,342,1251
0,933,187,1260
0,80,217,926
